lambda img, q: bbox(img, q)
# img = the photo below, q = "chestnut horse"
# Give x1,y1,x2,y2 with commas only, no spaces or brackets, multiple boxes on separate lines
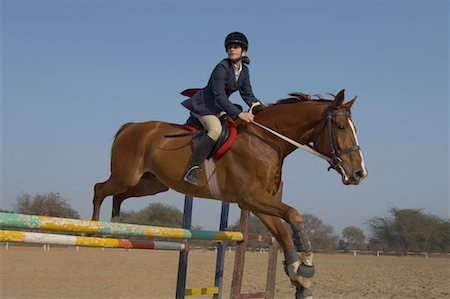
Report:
92,89,367,298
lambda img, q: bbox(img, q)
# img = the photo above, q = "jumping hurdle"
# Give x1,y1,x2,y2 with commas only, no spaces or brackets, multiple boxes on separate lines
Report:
0,212,243,242
0,229,187,251
176,195,279,299
0,206,247,298
0,195,278,299
176,195,228,299
231,210,278,299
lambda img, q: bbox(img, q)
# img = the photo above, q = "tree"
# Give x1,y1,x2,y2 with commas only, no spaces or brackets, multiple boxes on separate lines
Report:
302,213,339,251
367,207,449,254
14,192,80,218
118,203,184,227
341,226,366,250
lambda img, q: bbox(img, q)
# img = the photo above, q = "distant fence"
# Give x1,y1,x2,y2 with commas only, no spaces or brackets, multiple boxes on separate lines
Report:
336,249,450,258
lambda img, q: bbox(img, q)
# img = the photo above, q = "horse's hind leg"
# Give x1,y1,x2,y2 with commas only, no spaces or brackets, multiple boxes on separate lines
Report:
92,176,127,220
111,172,169,220
92,172,142,221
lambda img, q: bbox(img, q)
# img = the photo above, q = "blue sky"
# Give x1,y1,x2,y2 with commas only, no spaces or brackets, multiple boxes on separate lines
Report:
1,0,449,235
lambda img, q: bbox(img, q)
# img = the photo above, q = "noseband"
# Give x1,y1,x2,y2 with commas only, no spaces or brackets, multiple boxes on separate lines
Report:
325,106,361,171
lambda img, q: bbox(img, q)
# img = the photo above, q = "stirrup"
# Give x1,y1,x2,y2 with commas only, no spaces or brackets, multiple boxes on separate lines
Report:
184,166,200,186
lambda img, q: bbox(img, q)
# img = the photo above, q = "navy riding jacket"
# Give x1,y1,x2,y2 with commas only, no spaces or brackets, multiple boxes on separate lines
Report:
181,59,259,120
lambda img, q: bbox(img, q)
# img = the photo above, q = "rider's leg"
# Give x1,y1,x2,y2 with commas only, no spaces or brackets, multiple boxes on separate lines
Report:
183,114,221,185
197,114,222,141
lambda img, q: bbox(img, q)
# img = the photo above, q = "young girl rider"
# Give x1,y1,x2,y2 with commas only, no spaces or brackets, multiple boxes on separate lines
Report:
181,32,261,185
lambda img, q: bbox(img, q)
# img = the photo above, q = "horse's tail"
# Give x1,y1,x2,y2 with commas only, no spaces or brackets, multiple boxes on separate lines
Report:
110,122,135,158
114,122,134,140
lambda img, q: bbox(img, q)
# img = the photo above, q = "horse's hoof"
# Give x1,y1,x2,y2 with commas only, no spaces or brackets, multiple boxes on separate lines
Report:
296,286,313,299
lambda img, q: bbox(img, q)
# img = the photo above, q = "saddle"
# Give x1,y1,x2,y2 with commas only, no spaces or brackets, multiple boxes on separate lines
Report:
181,88,238,160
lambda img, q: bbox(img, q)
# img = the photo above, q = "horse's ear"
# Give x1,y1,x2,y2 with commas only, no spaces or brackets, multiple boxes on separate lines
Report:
344,96,357,110
333,89,345,108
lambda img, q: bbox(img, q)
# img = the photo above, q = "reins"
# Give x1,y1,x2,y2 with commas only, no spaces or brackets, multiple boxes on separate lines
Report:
250,120,333,163
249,102,334,165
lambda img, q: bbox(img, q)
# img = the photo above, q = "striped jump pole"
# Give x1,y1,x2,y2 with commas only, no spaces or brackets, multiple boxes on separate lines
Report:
213,201,230,299
0,212,243,242
176,195,194,299
0,229,187,251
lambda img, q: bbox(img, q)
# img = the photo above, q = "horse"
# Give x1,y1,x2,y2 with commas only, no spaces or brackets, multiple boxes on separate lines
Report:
91,89,367,298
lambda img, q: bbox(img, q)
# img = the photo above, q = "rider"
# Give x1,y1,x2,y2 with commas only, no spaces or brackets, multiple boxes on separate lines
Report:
181,31,261,186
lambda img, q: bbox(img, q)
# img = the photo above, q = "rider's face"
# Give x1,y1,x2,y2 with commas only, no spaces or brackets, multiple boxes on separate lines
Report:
227,44,244,61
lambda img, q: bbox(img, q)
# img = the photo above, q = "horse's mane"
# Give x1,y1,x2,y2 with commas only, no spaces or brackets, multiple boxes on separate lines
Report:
253,92,333,114
253,92,335,114
274,92,333,105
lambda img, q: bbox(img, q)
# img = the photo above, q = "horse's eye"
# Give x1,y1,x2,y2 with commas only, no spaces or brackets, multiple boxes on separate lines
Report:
337,124,345,130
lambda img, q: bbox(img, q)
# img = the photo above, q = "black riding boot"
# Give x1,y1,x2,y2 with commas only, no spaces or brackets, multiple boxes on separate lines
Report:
183,135,216,186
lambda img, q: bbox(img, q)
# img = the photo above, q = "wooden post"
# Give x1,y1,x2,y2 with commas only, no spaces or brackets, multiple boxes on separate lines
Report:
265,239,278,299
230,209,249,299
231,182,282,299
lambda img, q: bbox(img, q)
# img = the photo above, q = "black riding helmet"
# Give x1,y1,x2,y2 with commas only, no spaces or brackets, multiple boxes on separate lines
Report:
224,32,248,51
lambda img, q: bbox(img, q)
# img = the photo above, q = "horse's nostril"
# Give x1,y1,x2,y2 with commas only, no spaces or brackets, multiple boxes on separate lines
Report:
354,170,364,179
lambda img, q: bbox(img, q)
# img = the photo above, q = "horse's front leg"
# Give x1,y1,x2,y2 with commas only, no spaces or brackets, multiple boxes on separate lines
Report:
254,212,314,299
236,186,314,299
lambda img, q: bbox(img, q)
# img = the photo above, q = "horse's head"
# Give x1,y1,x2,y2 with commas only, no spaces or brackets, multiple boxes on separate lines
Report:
313,89,368,185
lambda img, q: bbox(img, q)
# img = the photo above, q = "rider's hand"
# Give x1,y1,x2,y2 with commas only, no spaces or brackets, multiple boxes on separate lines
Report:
238,112,254,123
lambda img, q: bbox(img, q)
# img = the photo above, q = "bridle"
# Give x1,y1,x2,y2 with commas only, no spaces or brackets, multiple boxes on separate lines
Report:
325,105,361,171
250,103,361,172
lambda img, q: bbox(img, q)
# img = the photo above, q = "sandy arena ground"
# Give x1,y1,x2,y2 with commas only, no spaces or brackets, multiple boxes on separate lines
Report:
1,246,449,299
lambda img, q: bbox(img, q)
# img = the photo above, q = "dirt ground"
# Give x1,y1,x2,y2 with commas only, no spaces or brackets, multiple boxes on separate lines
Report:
0,246,449,299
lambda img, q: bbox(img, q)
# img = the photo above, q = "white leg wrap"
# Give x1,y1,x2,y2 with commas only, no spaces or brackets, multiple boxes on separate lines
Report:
300,251,314,267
